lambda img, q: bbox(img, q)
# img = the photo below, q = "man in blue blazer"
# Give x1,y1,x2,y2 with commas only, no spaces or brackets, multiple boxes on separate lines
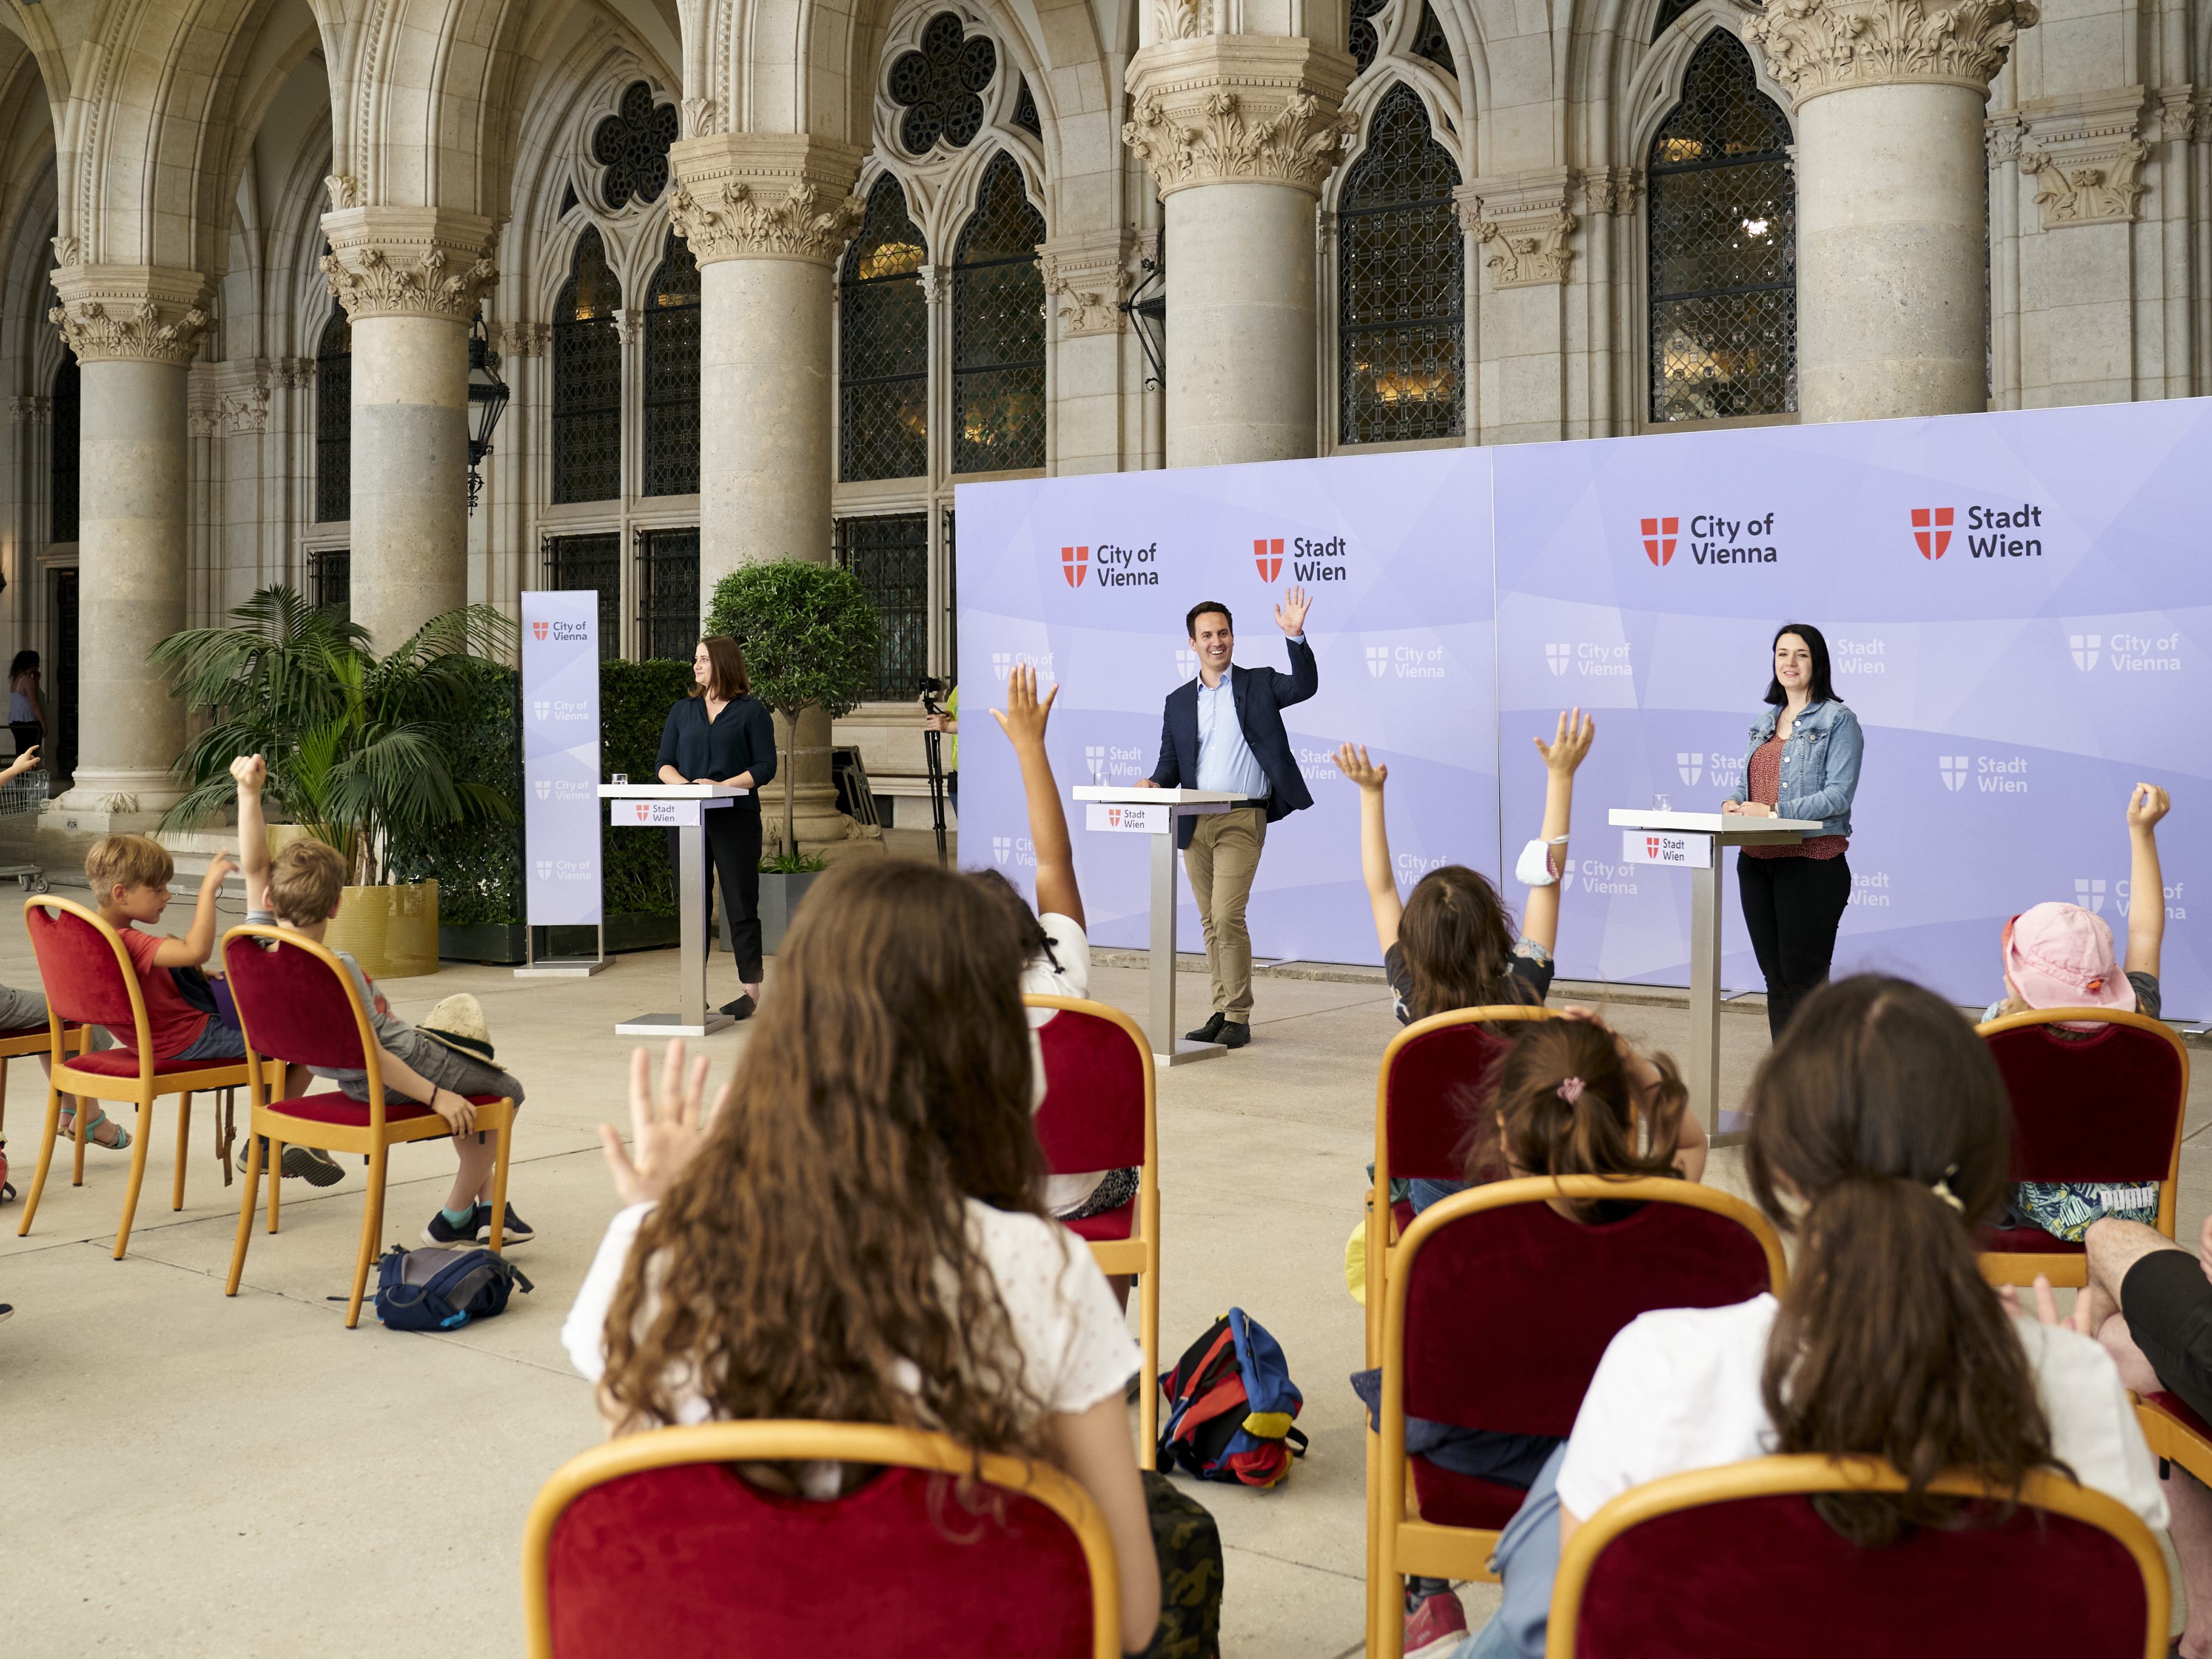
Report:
1135,589,1318,1048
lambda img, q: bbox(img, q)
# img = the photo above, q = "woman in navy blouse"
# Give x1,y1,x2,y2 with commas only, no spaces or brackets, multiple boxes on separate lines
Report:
656,636,777,1019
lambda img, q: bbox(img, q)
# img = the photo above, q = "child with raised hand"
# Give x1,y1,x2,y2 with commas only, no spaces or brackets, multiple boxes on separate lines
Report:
231,753,534,1242
84,832,245,1084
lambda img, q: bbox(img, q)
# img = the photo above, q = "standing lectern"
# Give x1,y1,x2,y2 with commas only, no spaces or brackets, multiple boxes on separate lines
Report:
601,782,750,1038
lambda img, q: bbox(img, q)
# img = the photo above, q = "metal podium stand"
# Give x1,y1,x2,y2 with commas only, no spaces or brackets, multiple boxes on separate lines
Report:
603,783,750,1038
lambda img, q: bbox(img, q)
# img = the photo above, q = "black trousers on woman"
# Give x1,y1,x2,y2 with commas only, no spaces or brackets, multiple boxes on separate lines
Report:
1738,852,1851,1040
9,720,41,761
667,807,764,984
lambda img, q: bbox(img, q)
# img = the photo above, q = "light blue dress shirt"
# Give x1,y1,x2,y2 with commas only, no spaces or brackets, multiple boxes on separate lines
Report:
1195,671,1271,798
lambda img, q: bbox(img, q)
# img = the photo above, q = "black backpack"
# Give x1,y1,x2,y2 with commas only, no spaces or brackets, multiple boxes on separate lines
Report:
374,1244,532,1332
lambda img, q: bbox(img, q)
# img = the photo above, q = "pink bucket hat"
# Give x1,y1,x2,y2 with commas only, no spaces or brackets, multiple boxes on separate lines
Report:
2003,901,2135,1013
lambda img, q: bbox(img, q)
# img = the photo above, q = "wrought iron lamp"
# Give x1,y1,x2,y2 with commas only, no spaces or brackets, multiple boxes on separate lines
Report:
465,314,509,511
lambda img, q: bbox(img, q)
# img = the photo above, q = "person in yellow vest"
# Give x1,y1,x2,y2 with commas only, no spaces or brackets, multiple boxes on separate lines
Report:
922,683,958,817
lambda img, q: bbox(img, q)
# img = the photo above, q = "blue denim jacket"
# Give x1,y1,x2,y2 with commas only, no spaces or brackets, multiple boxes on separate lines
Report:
1724,698,1862,838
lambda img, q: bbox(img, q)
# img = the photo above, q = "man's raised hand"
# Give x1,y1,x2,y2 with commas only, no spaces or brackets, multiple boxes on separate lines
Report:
1275,586,1311,637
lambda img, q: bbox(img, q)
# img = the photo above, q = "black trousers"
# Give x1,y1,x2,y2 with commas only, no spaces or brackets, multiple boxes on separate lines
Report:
667,807,764,983
1738,852,1851,1041
10,720,41,761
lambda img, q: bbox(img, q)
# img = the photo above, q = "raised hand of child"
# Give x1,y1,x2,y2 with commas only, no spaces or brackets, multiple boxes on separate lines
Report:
988,663,1056,750
1,745,38,781
230,753,267,792
1535,708,1595,775
204,850,239,888
600,1039,724,1206
1334,742,1388,791
2128,783,2171,832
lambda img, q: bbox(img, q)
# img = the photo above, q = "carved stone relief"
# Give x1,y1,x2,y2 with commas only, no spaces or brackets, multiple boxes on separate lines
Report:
1745,0,2038,106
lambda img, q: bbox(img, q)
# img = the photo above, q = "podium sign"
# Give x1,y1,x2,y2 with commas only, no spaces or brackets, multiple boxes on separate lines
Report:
1086,802,1167,835
521,592,601,929
612,798,701,827
1621,830,1711,869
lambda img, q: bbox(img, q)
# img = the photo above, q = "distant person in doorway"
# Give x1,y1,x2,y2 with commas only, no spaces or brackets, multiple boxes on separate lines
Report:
1135,590,1318,1050
922,683,959,818
8,650,44,767
1722,622,1863,1039
656,637,778,1022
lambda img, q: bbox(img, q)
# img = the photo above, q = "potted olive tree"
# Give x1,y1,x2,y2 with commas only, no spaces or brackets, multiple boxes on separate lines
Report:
706,559,880,948
154,587,517,977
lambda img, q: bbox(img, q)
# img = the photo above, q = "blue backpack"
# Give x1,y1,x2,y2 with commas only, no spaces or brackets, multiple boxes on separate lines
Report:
1156,1308,1307,1488
374,1243,532,1332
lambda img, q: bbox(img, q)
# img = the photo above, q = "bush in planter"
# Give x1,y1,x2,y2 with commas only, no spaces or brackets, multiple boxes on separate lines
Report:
387,667,522,928
601,657,694,917
705,560,880,855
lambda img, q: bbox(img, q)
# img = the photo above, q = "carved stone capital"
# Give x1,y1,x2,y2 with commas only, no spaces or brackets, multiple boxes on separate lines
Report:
666,134,867,266
273,357,315,390
1581,166,1645,216
9,395,49,426
1985,112,2027,165
320,208,499,323
680,98,718,139
2019,89,2153,226
1038,230,1140,337
919,265,951,306
213,363,272,434
491,321,551,358
47,265,210,365
324,174,361,211
611,309,643,346
1122,35,1358,199
1744,0,2038,108
1457,173,1580,289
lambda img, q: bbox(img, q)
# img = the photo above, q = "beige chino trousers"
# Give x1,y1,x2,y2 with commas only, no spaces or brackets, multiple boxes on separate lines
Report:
1183,806,1267,1022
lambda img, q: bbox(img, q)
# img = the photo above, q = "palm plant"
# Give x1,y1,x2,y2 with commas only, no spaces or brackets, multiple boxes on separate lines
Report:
152,586,517,885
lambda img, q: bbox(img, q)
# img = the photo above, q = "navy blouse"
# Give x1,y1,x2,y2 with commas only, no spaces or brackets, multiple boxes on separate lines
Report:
654,694,777,815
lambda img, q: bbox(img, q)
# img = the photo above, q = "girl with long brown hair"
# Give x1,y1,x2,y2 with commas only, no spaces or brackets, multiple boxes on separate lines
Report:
1456,975,2166,1659
560,858,1160,1651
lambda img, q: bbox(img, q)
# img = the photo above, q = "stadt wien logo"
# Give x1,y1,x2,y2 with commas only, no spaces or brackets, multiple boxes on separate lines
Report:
1254,538,1284,582
1640,517,1678,567
532,621,550,640
1061,546,1089,588
2075,878,2107,915
1914,502,2046,559
1912,508,1954,559
1677,753,1702,785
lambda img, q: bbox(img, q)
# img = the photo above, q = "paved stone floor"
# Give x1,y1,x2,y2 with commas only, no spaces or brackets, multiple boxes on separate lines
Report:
5,885,2210,1657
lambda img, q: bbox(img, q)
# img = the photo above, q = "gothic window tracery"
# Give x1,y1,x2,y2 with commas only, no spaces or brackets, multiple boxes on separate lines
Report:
1646,31,1796,423
889,14,996,157
593,81,679,210
1652,0,1699,38
951,152,1046,473
1338,85,1464,444
553,228,623,503
1411,4,1456,75
840,176,930,482
1351,0,1386,75
643,230,700,497
315,309,351,523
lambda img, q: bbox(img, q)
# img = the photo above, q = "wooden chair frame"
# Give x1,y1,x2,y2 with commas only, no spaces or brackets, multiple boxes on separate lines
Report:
1370,1175,1789,1659
0,1018,89,1141
1025,993,1162,1457
2135,1392,2212,1488
14,895,267,1257
1975,1007,2188,1288
1547,1454,2171,1659
220,924,515,1328
521,1421,1123,1659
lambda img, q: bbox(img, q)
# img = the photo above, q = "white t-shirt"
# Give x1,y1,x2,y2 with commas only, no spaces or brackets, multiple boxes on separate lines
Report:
1022,914,1108,1217
1555,1294,2168,1531
562,1196,1140,1492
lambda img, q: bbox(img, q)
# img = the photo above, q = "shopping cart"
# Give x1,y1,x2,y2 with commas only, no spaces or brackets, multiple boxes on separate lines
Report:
0,767,52,893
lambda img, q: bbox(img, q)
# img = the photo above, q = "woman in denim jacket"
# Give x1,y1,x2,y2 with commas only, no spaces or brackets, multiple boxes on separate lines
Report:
1722,623,1863,1038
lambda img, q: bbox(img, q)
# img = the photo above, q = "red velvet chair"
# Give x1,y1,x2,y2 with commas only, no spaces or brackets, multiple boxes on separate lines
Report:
1547,1455,2169,1659
1027,993,1160,1454
1371,1175,1787,1658
13,896,268,1257
521,1422,1123,1659
221,924,515,1327
1976,1008,2188,1287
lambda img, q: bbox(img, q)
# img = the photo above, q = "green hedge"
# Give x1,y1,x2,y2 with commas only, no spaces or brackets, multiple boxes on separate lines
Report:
387,656,697,924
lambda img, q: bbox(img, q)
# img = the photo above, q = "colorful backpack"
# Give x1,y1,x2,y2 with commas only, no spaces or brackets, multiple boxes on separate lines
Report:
1155,1308,1308,1488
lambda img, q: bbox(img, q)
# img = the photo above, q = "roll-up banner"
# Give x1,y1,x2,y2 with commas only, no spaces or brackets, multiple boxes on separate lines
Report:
957,397,2211,1016
521,590,603,929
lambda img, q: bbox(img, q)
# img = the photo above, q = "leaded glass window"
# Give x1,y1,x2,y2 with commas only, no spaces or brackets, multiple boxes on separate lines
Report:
840,177,928,482
837,515,929,700
1652,0,1699,38
49,357,78,546
1412,3,1456,75
1350,0,1386,75
889,14,995,156
553,228,623,504
593,81,678,210
1338,86,1463,444
1648,32,1796,423
635,528,700,662
643,231,700,497
1013,78,1041,138
315,310,351,523
952,154,1045,474
546,533,622,659
309,548,351,620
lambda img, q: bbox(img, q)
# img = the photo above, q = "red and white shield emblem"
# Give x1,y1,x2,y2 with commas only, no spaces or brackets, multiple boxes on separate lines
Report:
1253,538,1284,582
1647,837,1660,858
1911,507,1953,559
1640,517,1678,567
532,621,549,640
1061,546,1089,587
1108,808,1121,827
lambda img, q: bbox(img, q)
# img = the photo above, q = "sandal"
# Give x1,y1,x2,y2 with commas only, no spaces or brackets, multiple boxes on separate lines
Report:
58,1106,131,1151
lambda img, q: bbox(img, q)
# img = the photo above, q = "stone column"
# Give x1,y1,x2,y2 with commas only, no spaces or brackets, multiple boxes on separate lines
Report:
47,264,210,812
1121,35,1357,467
318,191,499,650
1745,0,2038,422
668,132,874,857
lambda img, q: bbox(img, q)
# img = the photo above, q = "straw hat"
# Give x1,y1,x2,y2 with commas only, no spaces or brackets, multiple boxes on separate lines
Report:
416,993,495,1064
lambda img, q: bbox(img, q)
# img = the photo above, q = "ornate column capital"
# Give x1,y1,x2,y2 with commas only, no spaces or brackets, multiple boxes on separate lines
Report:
1744,0,2038,108
214,360,272,434
9,395,49,425
666,134,868,267
1121,35,1358,199
320,206,499,323
47,265,210,366
2018,87,2154,227
490,321,550,358
1038,230,1141,337
274,357,315,390
1457,172,1580,289
1581,167,1646,216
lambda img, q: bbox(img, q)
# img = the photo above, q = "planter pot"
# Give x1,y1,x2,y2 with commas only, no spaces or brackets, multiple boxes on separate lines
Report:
326,881,440,979
759,871,821,954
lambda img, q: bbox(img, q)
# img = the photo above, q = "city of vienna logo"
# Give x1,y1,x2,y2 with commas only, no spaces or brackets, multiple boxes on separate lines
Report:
1176,648,1199,679
535,860,552,880
1546,643,1570,676
1939,755,1970,792
1640,516,1679,567
1060,546,1089,587
532,699,550,720
1253,538,1284,582
534,781,550,800
1911,507,1954,559
991,836,1012,865
531,621,549,640
991,651,1013,681
1366,646,1389,679
2070,634,2102,671
1676,753,1702,785
2075,877,2107,915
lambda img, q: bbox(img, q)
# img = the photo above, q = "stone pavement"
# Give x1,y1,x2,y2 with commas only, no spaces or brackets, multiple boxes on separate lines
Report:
5,908,2209,1657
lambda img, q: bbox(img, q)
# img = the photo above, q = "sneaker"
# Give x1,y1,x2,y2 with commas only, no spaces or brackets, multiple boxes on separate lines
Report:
1219,1021,1252,1049
422,1206,482,1246
477,1203,535,1247
1404,1587,1468,1658
1185,1012,1227,1043
233,1138,347,1186
0,1302,13,1324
